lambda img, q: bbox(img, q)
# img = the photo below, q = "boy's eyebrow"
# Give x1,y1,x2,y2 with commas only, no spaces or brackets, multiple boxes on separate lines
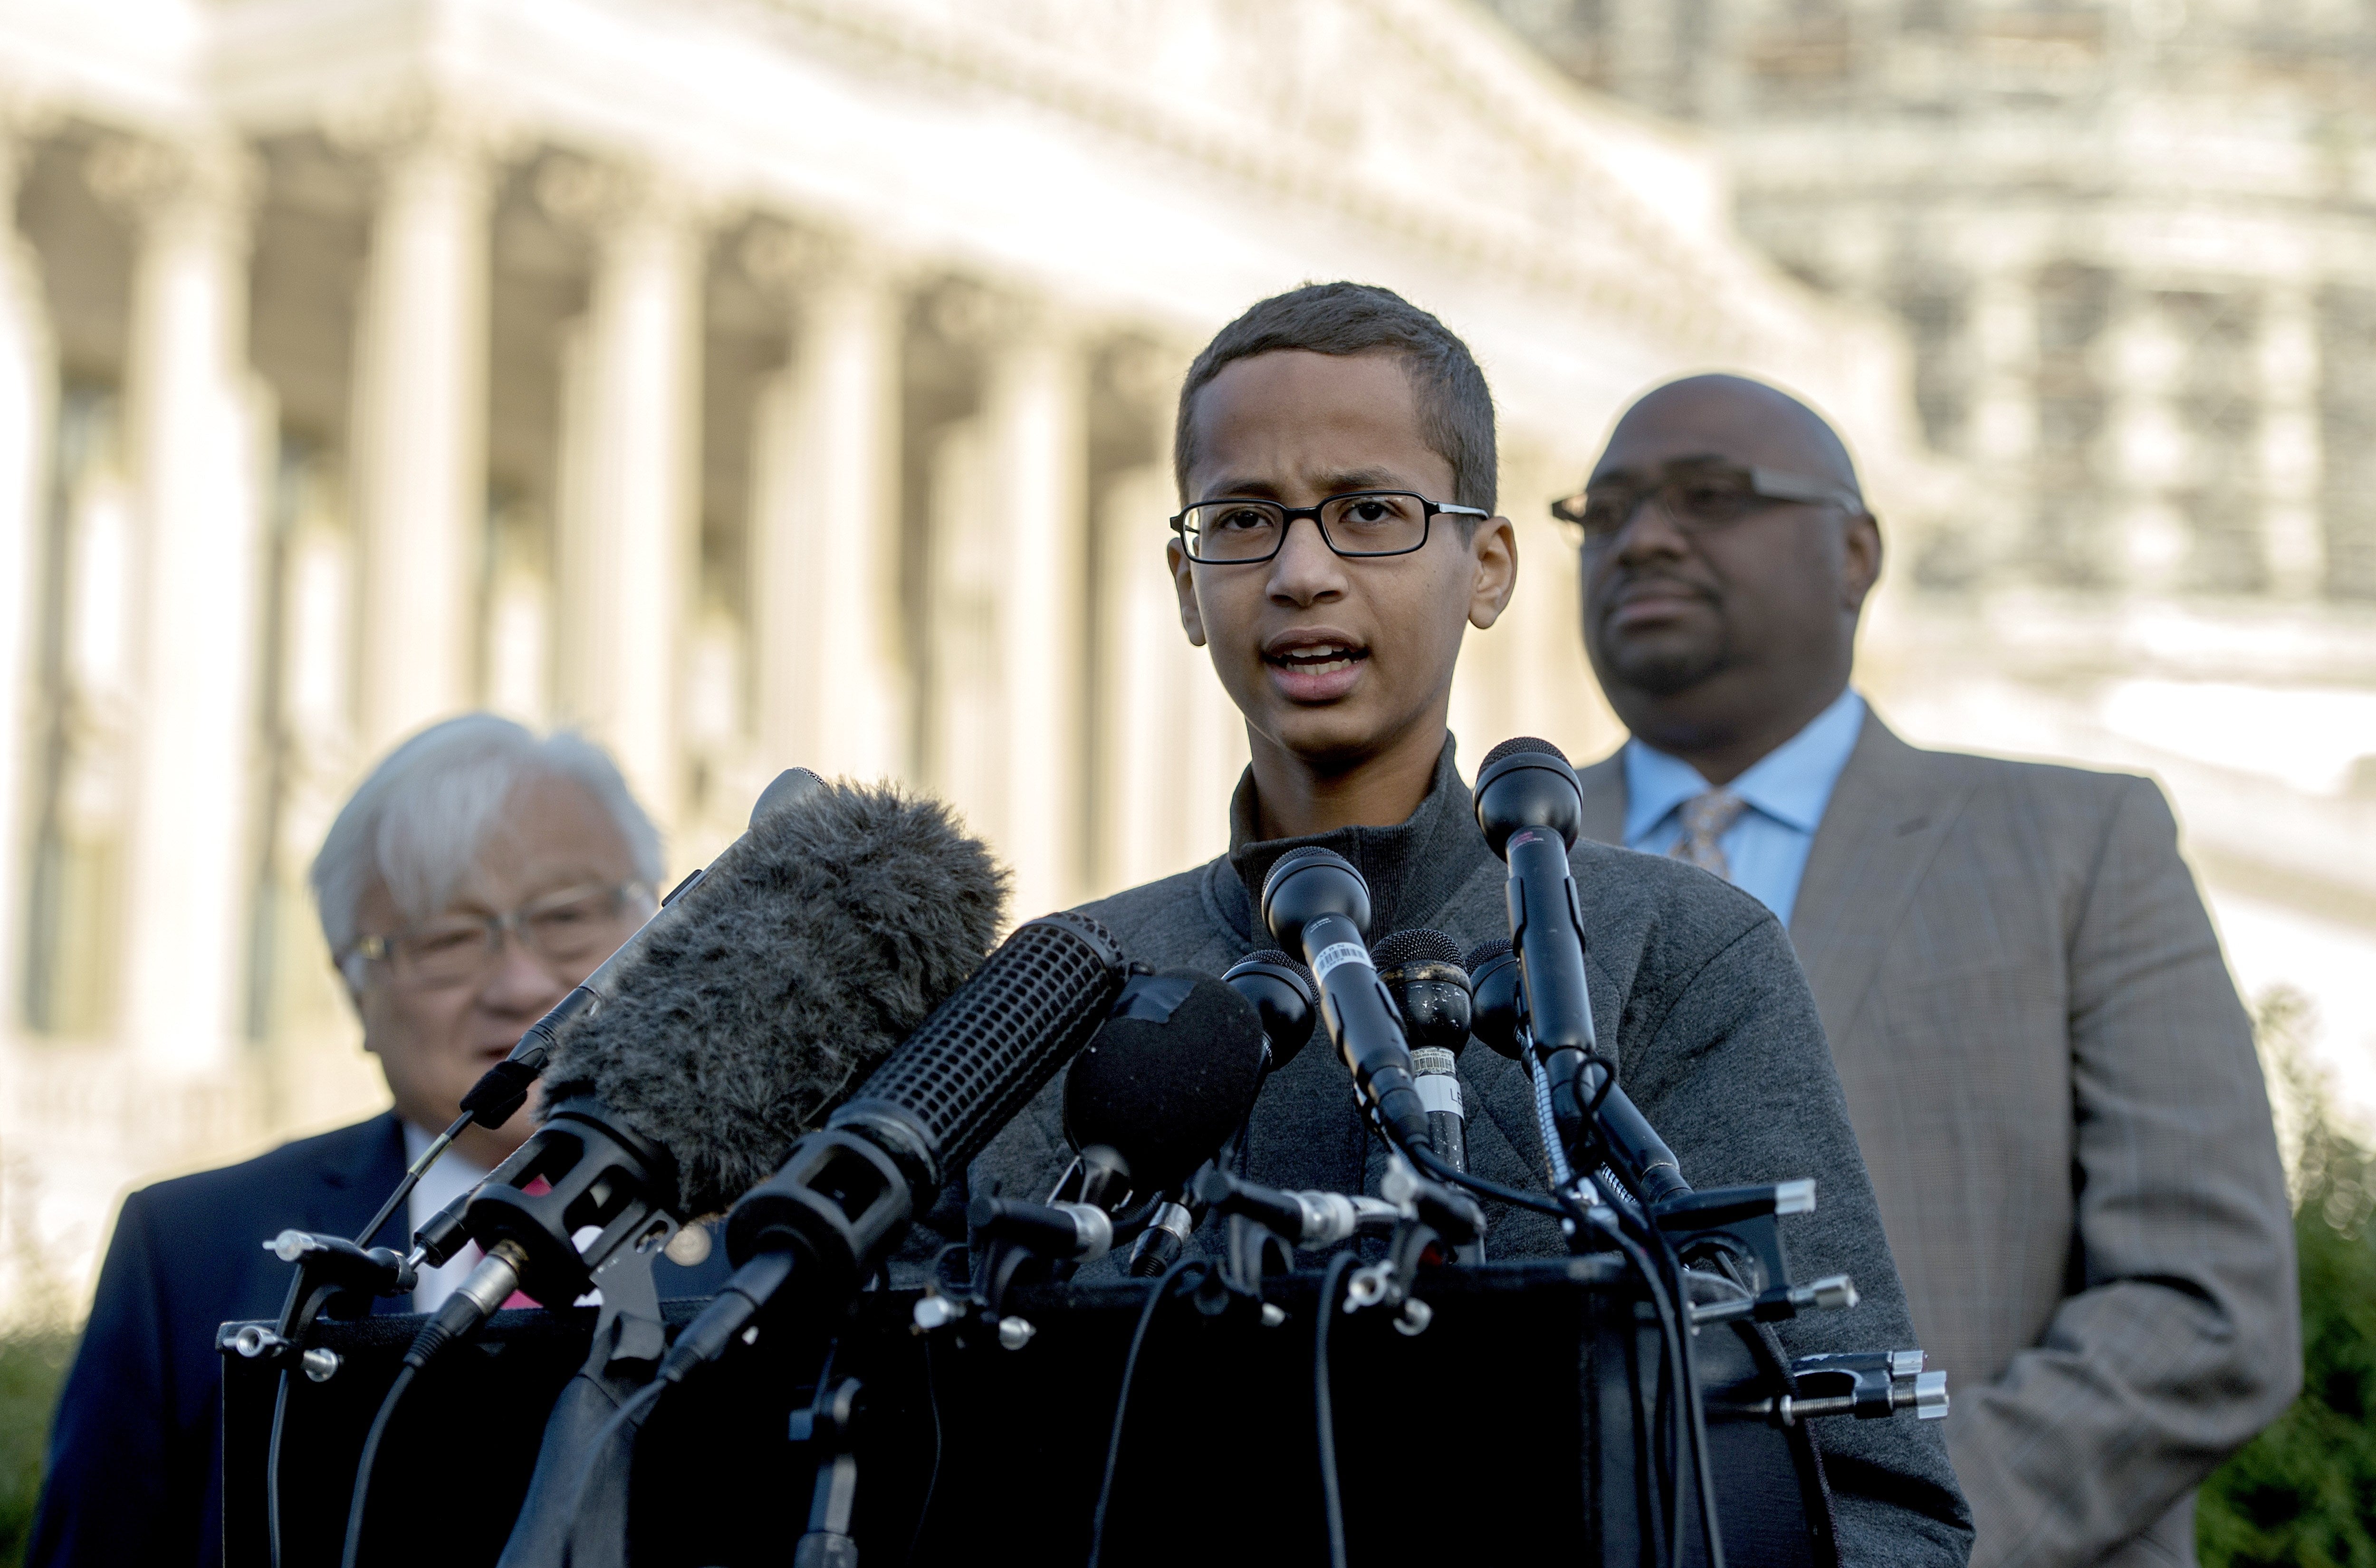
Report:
1195,466,1417,503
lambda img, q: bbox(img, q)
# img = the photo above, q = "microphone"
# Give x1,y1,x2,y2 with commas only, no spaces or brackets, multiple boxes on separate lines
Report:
1258,848,1432,1157
1219,950,1319,1077
1472,741,1688,1205
408,778,1010,1341
656,910,1132,1384
1371,930,1473,1175
386,767,832,1261
1063,969,1270,1201
972,969,1270,1275
456,766,828,1132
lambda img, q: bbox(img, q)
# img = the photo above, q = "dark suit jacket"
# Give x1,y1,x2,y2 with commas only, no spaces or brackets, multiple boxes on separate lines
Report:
29,1111,729,1568
1578,711,2301,1568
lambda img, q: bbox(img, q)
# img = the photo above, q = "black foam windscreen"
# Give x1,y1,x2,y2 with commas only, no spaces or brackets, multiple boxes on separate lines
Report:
1062,968,1268,1195
1464,937,1526,1062
1223,949,1319,1073
1478,735,1571,769
540,780,1008,1216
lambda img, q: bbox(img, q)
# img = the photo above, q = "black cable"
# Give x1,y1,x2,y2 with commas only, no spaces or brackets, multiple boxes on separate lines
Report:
1404,1139,1564,1217
339,1362,417,1568
266,1368,289,1568
1313,1249,1357,1568
354,1109,472,1247
1580,1175,1725,1568
1567,1187,1682,1566
904,1335,945,1567
1086,1255,1208,1568
554,1377,670,1568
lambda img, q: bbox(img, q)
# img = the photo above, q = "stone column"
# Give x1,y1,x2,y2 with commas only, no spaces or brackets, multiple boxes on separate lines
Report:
0,117,54,1037
984,315,1088,921
545,162,704,828
345,114,496,753
747,233,906,783
2258,282,2323,598
1966,263,2038,577
91,137,268,1071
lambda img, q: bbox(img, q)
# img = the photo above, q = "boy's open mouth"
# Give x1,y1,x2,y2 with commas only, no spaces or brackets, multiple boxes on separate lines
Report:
1264,641,1369,676
1262,631,1371,701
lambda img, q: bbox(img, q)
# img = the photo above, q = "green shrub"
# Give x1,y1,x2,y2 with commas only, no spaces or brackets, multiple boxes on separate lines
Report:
2198,994,2376,1568
0,1328,72,1568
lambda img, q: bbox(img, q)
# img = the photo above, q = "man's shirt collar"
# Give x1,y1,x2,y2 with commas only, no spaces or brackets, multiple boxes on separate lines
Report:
1622,687,1867,845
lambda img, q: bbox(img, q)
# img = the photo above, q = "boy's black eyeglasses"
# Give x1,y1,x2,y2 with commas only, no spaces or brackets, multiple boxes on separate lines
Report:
1550,460,1865,547
1170,490,1488,564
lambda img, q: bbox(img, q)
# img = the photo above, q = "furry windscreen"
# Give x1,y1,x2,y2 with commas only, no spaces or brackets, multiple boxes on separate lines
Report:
541,781,1008,1216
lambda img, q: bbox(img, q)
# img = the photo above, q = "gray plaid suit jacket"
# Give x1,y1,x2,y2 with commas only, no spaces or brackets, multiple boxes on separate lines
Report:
1577,709,2300,1568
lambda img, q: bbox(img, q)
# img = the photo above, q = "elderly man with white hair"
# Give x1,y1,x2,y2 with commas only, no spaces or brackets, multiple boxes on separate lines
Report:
32,714,723,1568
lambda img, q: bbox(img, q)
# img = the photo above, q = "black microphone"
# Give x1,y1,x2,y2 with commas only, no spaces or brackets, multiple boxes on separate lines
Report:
1064,969,1269,1200
1258,848,1431,1157
1115,951,1314,1276
1219,950,1318,1077
657,910,1132,1384
1472,741,1688,1205
1372,930,1473,1175
407,778,1010,1348
975,969,1271,1272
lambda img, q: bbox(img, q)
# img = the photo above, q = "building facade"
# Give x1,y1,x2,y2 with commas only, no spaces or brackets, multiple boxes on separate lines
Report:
1492,0,2376,1137
0,0,1929,1319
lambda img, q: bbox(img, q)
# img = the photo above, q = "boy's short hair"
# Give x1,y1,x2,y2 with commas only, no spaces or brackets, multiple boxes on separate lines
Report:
1174,282,1497,515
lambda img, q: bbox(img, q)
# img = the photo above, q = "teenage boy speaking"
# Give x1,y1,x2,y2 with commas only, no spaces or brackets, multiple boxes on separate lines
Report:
966,283,1972,1561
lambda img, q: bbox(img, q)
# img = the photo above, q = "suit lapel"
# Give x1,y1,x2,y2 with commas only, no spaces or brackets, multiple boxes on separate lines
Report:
1574,749,1626,847
1788,714,1974,1041
310,1113,410,1247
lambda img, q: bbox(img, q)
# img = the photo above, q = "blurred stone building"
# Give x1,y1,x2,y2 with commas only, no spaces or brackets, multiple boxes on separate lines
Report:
1491,0,2376,1128
0,0,1932,1318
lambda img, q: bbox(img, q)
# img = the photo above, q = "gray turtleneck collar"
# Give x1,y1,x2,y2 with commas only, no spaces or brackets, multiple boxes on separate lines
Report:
1213,736,1490,945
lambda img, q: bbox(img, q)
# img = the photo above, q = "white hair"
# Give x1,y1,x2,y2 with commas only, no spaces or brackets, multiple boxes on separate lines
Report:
312,714,664,979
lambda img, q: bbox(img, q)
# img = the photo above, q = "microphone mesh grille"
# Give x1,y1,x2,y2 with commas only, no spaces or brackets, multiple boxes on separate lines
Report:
1463,937,1514,973
1371,928,1467,970
840,911,1128,1174
1479,736,1570,769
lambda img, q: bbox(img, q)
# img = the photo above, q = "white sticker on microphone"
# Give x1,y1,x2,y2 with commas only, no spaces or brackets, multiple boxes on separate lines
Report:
1416,1075,1465,1117
1309,941,1370,984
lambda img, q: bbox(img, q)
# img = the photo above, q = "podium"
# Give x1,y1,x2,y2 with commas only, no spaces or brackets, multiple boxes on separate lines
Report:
220,1257,1830,1567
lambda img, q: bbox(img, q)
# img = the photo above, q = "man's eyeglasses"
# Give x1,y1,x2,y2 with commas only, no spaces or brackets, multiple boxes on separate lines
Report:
1550,461,1865,547
1171,490,1488,565
344,880,654,990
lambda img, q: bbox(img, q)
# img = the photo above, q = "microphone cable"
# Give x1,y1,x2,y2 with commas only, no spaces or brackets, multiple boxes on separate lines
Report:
266,1368,290,1568
338,1362,418,1568
1313,1247,1359,1568
552,1378,670,1568
1087,1255,1211,1568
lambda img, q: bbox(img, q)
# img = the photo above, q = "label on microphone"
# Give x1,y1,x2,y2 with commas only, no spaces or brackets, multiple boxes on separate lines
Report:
1309,941,1370,984
1416,1075,1465,1117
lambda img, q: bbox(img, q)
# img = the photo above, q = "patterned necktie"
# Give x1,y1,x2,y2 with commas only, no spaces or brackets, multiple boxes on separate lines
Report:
1668,789,1747,881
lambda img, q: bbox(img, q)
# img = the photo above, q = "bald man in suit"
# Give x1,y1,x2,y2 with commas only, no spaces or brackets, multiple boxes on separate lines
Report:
1559,375,2299,1567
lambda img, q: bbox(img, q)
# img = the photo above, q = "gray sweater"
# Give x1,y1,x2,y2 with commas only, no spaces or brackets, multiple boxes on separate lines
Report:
965,740,1973,1564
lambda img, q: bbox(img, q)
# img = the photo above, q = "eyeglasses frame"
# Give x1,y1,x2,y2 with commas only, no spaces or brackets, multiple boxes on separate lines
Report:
341,879,656,981
1550,462,1867,548
1169,488,1492,566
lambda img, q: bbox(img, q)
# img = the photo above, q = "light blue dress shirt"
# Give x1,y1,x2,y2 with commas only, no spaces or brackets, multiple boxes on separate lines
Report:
1621,688,1867,927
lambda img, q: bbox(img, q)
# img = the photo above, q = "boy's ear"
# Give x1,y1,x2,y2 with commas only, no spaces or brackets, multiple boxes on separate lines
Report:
1167,538,1208,647
1467,515,1519,631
